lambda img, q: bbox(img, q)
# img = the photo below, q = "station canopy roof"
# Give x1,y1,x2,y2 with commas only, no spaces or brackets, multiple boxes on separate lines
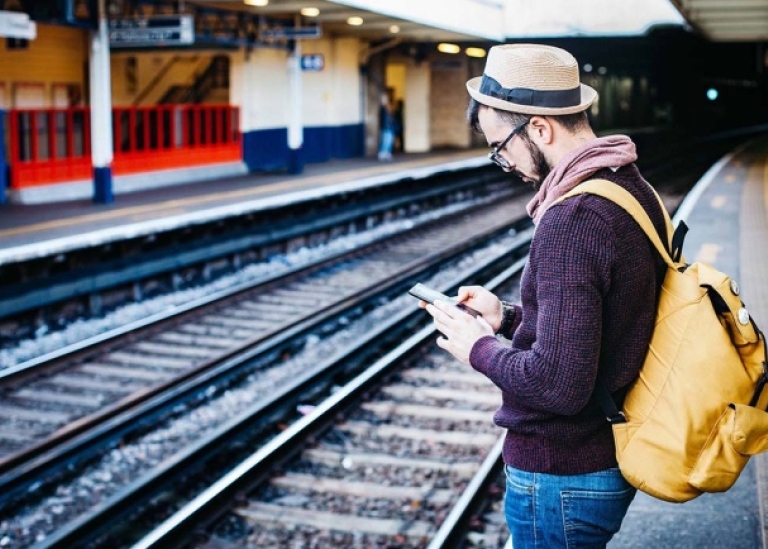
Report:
198,1,768,45
195,0,689,44
670,0,768,42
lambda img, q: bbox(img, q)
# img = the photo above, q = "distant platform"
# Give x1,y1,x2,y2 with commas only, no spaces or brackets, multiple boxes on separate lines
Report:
0,149,488,265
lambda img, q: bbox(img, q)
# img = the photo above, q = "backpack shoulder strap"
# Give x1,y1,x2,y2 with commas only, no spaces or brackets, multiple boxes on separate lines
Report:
557,179,677,424
559,179,675,267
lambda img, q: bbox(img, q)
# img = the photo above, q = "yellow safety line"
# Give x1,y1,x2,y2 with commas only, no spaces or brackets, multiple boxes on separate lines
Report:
0,153,469,239
0,172,340,237
710,195,727,209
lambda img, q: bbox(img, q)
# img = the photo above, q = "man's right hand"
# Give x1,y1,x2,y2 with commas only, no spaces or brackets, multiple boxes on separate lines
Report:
456,286,504,332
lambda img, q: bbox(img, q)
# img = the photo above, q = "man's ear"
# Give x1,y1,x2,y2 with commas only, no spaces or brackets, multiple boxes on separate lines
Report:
528,116,554,145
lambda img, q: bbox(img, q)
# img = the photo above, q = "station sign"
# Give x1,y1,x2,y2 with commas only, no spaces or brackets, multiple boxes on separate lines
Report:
109,15,194,47
261,26,321,40
0,10,36,40
301,54,325,72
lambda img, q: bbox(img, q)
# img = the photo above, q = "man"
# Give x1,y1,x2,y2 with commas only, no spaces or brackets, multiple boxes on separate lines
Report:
422,44,668,547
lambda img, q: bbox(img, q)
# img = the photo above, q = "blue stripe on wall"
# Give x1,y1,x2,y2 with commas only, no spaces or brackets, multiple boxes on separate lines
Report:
332,123,365,159
243,128,289,172
242,123,364,172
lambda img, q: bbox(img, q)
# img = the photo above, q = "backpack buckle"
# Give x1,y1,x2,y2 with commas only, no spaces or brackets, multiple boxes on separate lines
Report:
607,411,627,424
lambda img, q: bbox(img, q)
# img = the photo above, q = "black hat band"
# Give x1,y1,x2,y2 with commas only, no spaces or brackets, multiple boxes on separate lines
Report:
479,75,580,108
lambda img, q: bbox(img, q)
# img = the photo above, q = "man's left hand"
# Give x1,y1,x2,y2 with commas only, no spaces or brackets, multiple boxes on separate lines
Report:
426,300,495,364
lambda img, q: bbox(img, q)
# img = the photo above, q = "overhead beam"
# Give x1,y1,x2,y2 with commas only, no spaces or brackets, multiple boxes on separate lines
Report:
695,19,768,28
678,0,768,8
326,0,505,41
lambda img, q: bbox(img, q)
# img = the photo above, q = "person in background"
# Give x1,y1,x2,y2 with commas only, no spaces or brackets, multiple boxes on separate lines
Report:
393,99,404,152
378,93,396,161
420,43,668,548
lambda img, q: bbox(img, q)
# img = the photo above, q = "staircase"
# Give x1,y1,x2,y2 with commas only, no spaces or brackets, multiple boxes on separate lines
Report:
159,55,230,105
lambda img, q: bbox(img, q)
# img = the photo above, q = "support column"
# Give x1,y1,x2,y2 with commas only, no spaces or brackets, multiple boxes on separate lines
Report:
236,48,258,171
89,0,114,204
404,61,431,153
287,40,304,174
0,111,6,205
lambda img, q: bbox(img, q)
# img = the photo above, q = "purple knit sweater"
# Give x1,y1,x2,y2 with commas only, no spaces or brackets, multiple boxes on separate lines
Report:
469,165,668,475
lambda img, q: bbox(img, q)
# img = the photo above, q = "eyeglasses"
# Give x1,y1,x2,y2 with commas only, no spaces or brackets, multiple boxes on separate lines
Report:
488,119,530,170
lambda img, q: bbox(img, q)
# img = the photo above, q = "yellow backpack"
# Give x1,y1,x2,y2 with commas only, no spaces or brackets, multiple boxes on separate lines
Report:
562,179,768,503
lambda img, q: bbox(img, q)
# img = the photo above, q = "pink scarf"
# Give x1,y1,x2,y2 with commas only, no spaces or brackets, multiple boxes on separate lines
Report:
526,135,638,224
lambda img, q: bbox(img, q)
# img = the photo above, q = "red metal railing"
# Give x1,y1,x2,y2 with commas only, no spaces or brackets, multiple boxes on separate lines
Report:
112,105,241,175
7,105,241,189
8,107,92,188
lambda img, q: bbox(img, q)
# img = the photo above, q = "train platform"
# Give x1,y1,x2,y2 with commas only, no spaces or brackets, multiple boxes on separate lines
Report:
0,148,488,265
609,135,768,548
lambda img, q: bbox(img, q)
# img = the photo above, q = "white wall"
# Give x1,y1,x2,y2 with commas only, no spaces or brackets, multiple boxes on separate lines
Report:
404,61,430,153
232,36,363,133
430,59,471,148
302,36,362,126
231,47,290,132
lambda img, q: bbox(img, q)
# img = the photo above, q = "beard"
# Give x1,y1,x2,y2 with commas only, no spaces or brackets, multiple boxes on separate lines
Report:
527,140,551,191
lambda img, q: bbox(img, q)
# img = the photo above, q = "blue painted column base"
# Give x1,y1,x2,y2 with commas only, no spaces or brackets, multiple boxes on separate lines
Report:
287,147,304,175
93,166,114,204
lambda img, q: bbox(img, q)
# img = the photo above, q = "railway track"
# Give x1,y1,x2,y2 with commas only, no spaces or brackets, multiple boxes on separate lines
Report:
128,260,528,549
226,357,502,547
0,167,506,348
0,190,527,461
0,190,533,548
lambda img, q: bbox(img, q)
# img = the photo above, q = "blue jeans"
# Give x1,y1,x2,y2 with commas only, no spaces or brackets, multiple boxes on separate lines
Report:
379,129,394,156
504,465,636,549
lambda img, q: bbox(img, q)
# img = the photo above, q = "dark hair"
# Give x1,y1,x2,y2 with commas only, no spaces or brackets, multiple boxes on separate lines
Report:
467,97,590,134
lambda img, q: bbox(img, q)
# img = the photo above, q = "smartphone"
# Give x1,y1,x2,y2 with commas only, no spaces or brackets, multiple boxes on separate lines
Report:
408,283,479,317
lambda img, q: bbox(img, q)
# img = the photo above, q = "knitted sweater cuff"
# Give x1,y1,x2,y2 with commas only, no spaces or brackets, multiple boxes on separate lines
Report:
469,335,499,375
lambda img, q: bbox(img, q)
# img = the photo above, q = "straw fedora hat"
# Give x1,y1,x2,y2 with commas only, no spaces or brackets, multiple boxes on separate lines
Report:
467,44,598,116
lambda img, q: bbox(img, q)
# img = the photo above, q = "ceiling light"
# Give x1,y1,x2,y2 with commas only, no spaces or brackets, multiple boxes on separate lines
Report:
389,25,400,34
244,0,268,5
347,16,363,26
301,7,320,17
465,47,486,58
437,43,460,54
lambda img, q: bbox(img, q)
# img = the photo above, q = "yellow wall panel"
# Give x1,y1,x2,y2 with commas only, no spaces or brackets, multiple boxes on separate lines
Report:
0,24,88,108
